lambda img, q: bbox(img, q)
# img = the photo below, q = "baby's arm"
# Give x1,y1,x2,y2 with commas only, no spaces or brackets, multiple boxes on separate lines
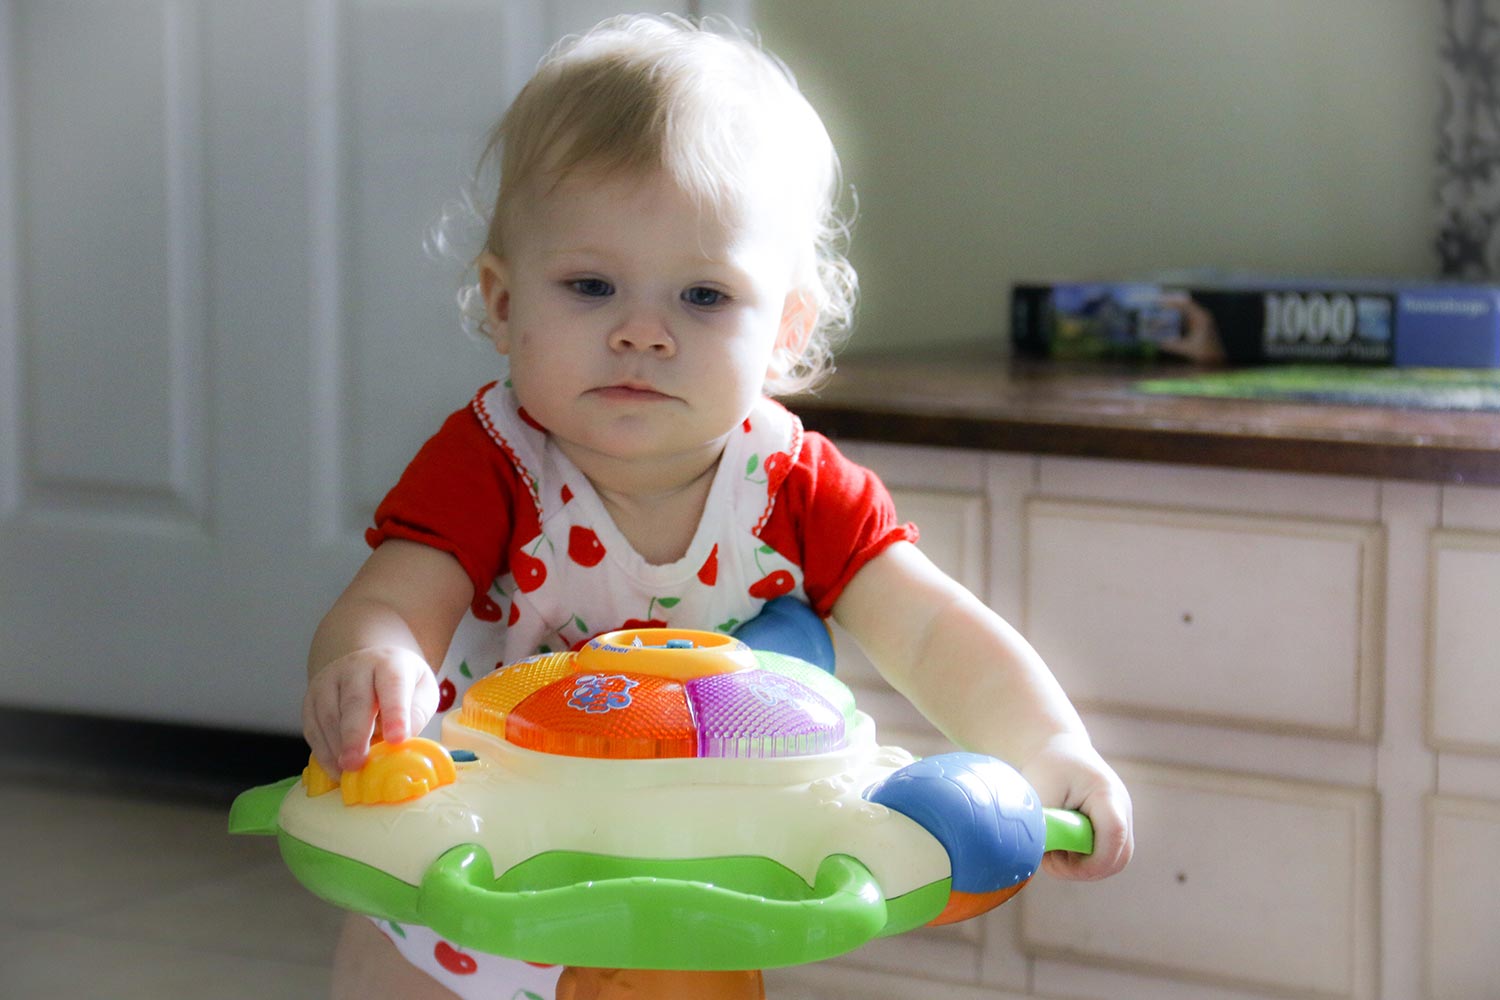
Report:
302,539,473,777
832,541,1133,880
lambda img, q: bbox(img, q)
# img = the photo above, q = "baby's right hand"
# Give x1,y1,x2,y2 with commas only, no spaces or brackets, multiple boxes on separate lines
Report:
301,646,440,778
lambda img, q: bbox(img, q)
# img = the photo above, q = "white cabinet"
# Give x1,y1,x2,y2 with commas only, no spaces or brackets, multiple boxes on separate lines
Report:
770,445,1499,1000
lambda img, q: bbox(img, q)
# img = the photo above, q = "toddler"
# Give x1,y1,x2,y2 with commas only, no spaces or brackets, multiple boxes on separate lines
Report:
303,14,1134,1000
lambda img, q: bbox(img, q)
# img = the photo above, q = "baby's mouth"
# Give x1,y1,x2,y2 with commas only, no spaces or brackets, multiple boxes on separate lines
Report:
591,382,675,402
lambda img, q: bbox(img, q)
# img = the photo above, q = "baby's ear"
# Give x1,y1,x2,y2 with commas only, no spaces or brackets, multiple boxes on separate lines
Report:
773,290,818,371
476,251,512,353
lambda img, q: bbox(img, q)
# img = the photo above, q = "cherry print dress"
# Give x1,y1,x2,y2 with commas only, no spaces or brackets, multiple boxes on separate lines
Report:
432,381,809,713
363,381,916,996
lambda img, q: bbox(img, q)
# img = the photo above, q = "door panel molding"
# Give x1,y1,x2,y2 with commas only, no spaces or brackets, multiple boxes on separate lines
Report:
12,0,209,533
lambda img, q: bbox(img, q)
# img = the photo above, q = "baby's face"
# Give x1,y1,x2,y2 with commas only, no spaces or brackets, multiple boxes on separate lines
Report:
480,168,806,473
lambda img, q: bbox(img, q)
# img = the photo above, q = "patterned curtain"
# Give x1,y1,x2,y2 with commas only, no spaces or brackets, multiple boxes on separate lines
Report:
1439,0,1500,276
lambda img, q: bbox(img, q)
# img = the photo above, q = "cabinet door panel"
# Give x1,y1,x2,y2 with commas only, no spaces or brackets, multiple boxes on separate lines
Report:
1022,761,1377,999
1428,532,1500,754
1025,500,1382,737
1427,796,1500,1000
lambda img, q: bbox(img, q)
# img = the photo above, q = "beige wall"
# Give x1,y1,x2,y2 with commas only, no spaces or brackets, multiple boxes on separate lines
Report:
754,1,1439,355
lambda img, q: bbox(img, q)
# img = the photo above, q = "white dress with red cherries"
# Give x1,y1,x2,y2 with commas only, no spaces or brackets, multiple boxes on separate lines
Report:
427,381,809,716
369,382,914,997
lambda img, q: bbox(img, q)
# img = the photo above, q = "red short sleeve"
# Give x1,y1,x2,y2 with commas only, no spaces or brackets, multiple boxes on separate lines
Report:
757,432,919,617
364,406,525,599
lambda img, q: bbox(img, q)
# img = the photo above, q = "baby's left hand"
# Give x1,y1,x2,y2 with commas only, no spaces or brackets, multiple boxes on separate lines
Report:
1020,733,1134,881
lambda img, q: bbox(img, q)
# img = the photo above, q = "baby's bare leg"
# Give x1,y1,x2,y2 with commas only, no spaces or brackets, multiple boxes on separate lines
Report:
330,914,461,1000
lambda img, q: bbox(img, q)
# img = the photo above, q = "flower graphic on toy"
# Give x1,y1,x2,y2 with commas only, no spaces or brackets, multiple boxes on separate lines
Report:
566,674,638,713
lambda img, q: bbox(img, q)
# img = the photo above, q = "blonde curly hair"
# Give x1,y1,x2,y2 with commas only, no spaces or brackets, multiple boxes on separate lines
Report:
440,14,857,395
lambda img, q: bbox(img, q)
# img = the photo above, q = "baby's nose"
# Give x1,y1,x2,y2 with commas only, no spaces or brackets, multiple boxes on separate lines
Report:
608,313,676,356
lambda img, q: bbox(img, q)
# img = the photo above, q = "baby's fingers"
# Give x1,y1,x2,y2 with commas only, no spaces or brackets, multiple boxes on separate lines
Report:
1044,793,1134,881
373,657,437,745
302,683,346,778
373,663,413,747
336,673,379,773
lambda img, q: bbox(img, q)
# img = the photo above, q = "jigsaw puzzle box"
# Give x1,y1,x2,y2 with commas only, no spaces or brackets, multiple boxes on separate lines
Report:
1011,278,1500,367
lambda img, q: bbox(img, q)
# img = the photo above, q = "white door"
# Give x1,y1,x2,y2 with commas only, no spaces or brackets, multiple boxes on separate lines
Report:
0,0,694,734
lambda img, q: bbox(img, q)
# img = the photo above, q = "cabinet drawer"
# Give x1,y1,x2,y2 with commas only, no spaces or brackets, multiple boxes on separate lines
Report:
1021,761,1378,999
1428,532,1500,754
1024,500,1382,737
1427,796,1500,1000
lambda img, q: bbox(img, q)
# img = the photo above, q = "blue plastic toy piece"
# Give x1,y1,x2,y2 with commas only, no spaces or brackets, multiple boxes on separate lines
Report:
865,752,1045,894
732,597,836,674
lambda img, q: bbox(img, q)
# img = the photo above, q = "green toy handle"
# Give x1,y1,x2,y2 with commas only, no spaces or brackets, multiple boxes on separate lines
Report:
416,844,890,970
1044,808,1094,855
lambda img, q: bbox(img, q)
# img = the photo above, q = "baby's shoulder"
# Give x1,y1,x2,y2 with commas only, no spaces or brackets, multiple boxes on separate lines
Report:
399,390,532,500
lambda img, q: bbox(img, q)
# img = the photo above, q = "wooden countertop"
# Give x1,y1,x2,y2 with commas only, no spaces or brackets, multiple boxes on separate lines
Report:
784,353,1500,486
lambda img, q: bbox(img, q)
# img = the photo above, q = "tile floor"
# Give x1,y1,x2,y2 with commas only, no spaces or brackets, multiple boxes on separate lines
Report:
0,764,343,999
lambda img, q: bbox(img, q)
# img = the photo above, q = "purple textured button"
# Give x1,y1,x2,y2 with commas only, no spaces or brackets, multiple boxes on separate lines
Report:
685,669,846,758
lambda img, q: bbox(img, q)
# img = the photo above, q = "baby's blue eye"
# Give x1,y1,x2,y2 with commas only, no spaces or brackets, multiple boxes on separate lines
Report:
683,286,727,308
571,278,613,297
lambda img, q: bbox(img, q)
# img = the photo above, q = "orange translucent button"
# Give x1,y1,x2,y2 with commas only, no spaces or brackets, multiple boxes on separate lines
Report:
458,651,577,739
505,672,696,759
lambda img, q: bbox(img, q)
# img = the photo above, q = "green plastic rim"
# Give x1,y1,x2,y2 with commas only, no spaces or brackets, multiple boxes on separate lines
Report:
227,777,295,836
419,846,892,969
261,821,953,969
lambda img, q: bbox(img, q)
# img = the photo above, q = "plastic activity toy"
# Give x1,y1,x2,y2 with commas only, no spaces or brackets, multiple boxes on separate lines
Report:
230,603,1092,995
